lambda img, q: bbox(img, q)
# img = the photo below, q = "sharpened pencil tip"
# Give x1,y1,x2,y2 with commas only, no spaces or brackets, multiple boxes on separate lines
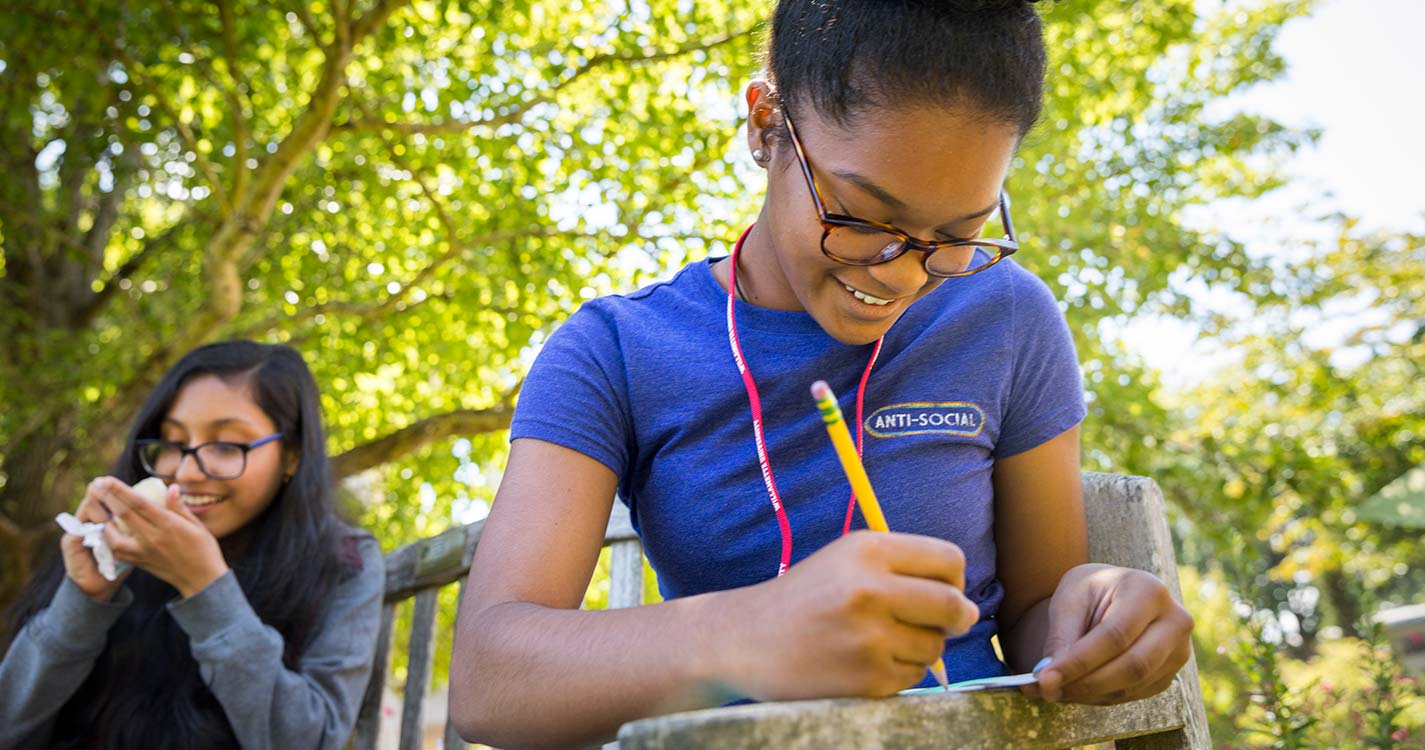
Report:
930,661,949,691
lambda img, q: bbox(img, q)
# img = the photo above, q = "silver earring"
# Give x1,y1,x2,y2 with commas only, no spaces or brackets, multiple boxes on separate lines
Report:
752,148,765,163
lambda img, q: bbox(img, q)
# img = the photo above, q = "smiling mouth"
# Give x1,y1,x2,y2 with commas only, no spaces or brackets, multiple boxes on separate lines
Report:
843,283,894,306
181,494,225,508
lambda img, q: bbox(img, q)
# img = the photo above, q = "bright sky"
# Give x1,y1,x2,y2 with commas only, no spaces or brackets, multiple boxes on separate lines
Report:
1224,0,1425,233
1115,0,1425,388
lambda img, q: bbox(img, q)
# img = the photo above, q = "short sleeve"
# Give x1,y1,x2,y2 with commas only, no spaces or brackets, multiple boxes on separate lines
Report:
992,268,1086,458
510,302,634,478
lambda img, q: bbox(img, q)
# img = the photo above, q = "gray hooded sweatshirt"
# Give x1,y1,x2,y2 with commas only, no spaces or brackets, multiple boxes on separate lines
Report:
0,535,385,750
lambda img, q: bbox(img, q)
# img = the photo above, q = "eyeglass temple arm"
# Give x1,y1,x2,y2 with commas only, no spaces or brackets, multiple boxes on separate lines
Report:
781,111,830,219
247,432,284,450
999,191,1015,241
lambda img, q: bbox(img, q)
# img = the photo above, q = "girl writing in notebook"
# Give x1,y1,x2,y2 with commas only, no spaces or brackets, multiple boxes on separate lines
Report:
451,2,1194,746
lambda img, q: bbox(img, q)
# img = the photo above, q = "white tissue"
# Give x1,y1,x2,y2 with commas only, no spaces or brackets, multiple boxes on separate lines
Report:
55,512,129,582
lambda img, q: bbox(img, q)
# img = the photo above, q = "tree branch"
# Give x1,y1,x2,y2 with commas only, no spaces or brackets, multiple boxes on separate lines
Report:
0,49,52,336
227,287,453,341
97,0,409,435
69,183,125,312
100,41,232,214
290,0,326,47
56,101,98,241
330,395,519,478
71,205,208,327
227,98,552,340
332,24,755,136
225,218,691,345
223,222,560,339
593,26,754,65
351,0,410,45
367,104,469,270
216,0,251,207
281,290,475,349
332,0,351,49
97,57,353,438
6,204,91,264
60,136,146,324
83,183,126,263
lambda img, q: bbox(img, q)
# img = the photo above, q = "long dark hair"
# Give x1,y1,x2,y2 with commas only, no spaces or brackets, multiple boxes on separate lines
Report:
3,340,361,750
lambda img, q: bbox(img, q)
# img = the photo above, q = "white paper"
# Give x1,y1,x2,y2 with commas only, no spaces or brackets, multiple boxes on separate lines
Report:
942,671,1041,692
899,670,1039,696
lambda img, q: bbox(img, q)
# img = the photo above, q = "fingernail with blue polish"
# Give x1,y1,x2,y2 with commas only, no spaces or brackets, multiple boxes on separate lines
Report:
1033,657,1054,675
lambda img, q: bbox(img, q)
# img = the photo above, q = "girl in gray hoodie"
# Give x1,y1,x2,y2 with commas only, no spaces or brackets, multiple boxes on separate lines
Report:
1,341,384,750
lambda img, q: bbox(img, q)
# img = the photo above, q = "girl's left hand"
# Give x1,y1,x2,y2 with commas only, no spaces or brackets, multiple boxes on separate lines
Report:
1023,563,1194,705
97,478,230,598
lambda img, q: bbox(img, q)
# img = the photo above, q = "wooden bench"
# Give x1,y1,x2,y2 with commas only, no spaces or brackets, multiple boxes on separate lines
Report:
351,473,1210,750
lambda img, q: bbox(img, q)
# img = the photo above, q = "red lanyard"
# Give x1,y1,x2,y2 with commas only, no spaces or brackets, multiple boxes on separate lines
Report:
725,226,883,576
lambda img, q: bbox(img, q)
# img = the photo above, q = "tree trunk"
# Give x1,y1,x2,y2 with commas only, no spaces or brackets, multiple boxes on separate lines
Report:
0,419,93,612
0,466,80,618
0,1,411,618
0,519,61,620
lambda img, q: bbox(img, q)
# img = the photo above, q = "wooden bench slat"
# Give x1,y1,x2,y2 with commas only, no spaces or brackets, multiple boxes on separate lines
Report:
350,602,395,750
443,579,469,750
383,524,481,603
383,501,641,603
1082,473,1210,750
608,538,645,610
399,589,439,750
442,717,468,750
1118,726,1197,750
604,501,638,542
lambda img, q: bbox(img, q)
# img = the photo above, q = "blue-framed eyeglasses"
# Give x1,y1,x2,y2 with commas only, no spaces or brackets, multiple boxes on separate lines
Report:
135,432,284,480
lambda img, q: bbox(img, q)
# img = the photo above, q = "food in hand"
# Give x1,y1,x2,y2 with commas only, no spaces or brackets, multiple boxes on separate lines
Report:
114,477,168,534
132,476,168,504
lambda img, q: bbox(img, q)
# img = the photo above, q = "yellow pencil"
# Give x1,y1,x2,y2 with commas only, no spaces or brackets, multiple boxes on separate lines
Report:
811,380,950,691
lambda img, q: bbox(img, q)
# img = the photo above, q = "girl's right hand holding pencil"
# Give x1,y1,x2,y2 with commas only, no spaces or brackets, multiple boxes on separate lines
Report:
720,529,981,701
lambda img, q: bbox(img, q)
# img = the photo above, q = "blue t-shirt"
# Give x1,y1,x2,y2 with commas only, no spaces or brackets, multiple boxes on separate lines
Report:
511,256,1085,687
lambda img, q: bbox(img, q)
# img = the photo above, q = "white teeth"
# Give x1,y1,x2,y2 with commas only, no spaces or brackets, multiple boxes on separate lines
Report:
182,495,222,507
844,284,891,306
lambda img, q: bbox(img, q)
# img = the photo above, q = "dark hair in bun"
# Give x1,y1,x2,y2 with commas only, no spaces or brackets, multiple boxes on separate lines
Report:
766,0,1049,135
